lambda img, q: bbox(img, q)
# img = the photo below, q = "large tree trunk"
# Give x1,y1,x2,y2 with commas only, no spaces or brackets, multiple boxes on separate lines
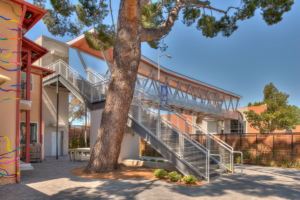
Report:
84,0,142,173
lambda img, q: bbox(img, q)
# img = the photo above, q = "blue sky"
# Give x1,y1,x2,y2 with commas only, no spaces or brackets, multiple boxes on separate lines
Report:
25,0,300,124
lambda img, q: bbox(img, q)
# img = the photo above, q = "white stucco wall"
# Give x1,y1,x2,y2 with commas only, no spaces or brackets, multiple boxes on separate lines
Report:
42,86,69,156
90,109,140,162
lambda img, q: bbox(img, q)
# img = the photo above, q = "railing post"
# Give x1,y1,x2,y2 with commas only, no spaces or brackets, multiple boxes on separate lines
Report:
273,133,275,162
138,92,141,123
91,86,93,102
81,78,84,93
207,149,210,182
99,84,102,100
59,62,61,74
73,73,75,85
291,132,293,166
179,134,184,158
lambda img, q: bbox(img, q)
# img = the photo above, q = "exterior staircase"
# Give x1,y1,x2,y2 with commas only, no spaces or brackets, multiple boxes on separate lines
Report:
42,60,243,182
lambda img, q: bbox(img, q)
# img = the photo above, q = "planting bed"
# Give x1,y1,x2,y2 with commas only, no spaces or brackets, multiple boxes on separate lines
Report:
71,165,205,187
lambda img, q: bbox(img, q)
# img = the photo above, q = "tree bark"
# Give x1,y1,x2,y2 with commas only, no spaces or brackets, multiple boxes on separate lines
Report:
84,0,142,173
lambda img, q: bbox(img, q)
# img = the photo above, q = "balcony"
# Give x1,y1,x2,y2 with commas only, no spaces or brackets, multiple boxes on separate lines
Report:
20,80,32,111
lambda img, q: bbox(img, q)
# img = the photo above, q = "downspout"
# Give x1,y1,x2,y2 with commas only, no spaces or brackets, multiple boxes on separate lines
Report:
16,4,27,183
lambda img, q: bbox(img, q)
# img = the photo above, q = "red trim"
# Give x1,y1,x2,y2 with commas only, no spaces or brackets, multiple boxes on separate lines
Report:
25,51,31,163
16,4,27,183
7,0,48,33
40,75,42,144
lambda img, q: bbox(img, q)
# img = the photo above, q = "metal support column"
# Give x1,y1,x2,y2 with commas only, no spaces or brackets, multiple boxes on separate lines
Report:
85,106,87,147
56,76,59,160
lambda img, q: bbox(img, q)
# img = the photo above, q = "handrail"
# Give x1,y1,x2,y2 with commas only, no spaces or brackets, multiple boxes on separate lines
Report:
131,98,209,179
233,151,243,176
211,154,223,184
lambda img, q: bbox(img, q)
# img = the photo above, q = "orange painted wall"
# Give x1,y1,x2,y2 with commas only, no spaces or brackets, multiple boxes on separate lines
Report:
161,113,193,134
247,105,300,133
0,0,22,185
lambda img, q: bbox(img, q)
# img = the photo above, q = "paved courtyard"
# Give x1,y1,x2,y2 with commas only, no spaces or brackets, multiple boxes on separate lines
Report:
1,156,300,200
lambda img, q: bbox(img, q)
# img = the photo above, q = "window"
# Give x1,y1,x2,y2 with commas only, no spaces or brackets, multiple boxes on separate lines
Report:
20,122,38,144
21,72,33,92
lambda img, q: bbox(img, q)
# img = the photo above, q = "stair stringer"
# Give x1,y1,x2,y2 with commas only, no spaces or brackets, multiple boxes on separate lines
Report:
128,116,204,181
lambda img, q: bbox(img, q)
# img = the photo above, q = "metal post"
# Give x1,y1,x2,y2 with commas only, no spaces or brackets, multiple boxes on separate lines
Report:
56,76,59,160
138,92,141,123
256,134,258,157
157,53,161,140
291,132,293,166
273,133,275,162
240,133,242,152
85,106,87,148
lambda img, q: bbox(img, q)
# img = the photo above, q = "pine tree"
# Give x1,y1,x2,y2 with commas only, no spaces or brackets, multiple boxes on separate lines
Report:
33,0,294,173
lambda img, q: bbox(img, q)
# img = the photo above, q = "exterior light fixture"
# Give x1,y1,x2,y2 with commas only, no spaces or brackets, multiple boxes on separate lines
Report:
25,12,33,19
31,51,37,57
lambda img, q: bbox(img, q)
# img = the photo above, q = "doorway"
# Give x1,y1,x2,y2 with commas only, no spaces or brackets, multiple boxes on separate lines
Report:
51,132,63,156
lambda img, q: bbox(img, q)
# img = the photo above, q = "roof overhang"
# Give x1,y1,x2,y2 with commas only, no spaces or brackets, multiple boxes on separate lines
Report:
21,36,49,66
67,28,243,100
22,65,55,78
7,0,48,33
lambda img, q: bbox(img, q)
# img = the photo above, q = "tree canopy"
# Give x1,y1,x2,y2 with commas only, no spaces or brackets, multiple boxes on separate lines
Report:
69,94,86,125
244,82,300,133
34,0,294,51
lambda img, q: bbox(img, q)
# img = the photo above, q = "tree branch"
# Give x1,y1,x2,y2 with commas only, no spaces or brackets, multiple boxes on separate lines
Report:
140,0,151,7
148,0,164,19
142,3,182,42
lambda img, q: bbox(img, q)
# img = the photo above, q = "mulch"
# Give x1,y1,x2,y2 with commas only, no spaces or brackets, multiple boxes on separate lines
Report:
70,165,205,187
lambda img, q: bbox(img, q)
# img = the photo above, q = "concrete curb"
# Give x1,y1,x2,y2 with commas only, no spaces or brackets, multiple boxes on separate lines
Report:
123,159,179,172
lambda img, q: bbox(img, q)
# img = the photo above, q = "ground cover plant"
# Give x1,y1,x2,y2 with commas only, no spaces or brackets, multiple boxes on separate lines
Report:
150,159,156,162
183,175,197,184
154,169,167,178
168,171,181,182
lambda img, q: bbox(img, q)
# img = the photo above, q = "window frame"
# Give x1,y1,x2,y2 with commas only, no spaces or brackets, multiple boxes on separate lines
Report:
20,121,39,145
21,72,34,92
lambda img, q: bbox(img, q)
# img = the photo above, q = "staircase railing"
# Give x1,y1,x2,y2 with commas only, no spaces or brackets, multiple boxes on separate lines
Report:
43,59,239,174
129,95,211,181
133,87,236,172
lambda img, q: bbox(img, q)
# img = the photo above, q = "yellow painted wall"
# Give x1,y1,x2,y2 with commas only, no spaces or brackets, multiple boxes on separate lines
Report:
0,0,22,185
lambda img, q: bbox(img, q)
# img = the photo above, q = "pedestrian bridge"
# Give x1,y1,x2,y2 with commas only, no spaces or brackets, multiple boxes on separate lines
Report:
64,28,242,120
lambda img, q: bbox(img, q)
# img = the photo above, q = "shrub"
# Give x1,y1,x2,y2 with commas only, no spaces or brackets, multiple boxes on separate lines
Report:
295,161,300,169
236,156,241,164
78,133,85,147
168,171,181,182
226,165,234,172
280,157,292,168
166,162,170,164
143,159,148,161
157,160,165,163
183,175,197,184
270,161,276,167
150,159,156,162
255,155,262,165
70,134,76,148
154,169,167,178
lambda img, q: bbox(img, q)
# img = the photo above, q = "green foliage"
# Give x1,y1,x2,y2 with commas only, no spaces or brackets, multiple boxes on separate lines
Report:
270,161,276,167
154,169,167,178
182,8,201,27
84,24,116,51
70,134,76,148
280,157,292,168
150,159,156,162
295,161,300,169
36,0,294,52
183,175,197,184
236,156,241,164
166,162,170,164
143,159,148,161
168,171,181,182
157,160,165,163
226,165,235,172
248,101,266,107
244,82,300,133
69,94,85,125
78,132,85,147
255,154,262,165
87,136,90,147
